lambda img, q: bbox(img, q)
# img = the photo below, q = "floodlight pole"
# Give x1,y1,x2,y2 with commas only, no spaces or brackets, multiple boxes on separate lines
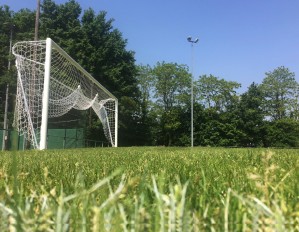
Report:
34,0,40,40
8,24,14,70
187,36,199,147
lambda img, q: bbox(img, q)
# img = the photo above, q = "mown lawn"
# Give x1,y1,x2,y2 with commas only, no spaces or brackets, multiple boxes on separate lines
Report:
0,147,298,231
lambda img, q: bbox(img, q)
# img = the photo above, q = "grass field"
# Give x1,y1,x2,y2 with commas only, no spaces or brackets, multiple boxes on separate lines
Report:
0,147,298,231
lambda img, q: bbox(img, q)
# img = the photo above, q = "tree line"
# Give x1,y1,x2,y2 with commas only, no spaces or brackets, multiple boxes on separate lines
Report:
137,64,299,147
0,0,298,147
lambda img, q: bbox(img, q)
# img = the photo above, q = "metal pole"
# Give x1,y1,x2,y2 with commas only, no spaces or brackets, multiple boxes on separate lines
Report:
191,43,194,147
8,27,13,70
2,84,9,151
187,37,199,147
34,0,40,40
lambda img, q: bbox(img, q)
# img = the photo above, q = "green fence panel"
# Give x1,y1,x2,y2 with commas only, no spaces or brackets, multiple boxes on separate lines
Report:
47,129,65,149
0,130,23,151
65,129,76,149
9,130,23,150
47,128,85,149
65,128,84,148
1,128,91,150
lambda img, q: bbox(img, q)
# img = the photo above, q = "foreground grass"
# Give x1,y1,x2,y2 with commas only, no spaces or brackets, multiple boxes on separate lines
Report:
0,147,298,231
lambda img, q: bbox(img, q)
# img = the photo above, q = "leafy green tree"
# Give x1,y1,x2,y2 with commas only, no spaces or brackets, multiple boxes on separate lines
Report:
290,85,299,120
264,119,299,147
40,0,140,145
0,5,13,76
134,65,156,145
0,1,140,146
197,107,242,147
0,6,36,69
194,75,241,146
13,9,36,40
190,102,206,146
151,62,191,146
153,62,191,110
196,74,241,112
260,66,298,120
0,6,34,129
79,9,138,97
80,9,139,145
237,82,265,147
40,0,82,48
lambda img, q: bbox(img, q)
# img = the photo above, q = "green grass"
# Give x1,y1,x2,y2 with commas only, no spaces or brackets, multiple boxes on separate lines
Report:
0,147,298,231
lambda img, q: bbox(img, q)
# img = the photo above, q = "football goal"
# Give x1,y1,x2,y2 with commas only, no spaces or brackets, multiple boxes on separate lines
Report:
12,38,118,149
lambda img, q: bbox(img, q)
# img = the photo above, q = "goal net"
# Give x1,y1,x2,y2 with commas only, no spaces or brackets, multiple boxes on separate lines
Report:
12,38,118,149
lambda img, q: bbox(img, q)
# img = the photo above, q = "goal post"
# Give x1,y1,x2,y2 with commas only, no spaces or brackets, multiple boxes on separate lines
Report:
12,38,118,149
40,38,52,150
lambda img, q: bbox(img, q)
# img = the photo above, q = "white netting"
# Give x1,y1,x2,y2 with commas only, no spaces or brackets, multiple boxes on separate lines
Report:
12,39,117,148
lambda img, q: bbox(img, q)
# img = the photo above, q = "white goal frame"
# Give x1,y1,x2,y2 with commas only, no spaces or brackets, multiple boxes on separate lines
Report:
13,38,118,149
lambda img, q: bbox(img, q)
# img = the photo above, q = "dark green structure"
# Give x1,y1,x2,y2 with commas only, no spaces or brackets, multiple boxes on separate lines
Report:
0,128,89,150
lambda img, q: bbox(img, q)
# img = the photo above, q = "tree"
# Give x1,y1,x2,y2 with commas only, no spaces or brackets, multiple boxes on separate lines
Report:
40,0,140,145
0,6,34,131
264,119,299,147
80,9,139,146
153,62,191,110
0,6,14,122
237,82,265,147
290,85,299,120
0,5,13,76
196,74,241,112
0,0,140,146
260,66,298,120
194,75,241,146
13,9,36,40
134,65,156,145
151,62,191,146
40,0,82,50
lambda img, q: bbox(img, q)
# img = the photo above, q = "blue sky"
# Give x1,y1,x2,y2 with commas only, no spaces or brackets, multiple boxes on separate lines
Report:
1,0,299,93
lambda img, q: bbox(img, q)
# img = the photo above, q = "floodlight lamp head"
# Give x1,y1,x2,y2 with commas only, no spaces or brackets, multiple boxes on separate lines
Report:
194,38,199,43
187,36,192,42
